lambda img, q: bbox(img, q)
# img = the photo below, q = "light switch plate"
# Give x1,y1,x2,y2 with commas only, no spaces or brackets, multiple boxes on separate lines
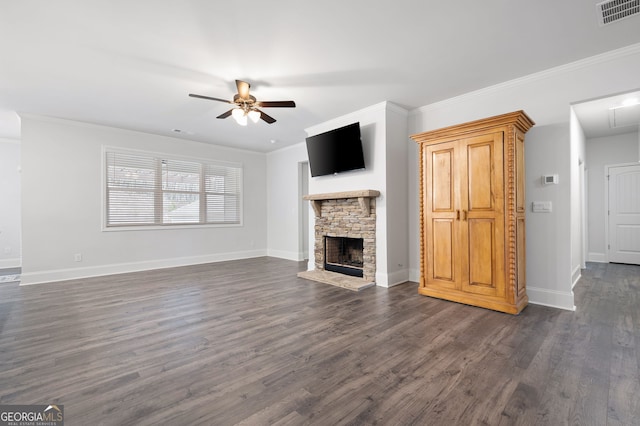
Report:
532,201,552,212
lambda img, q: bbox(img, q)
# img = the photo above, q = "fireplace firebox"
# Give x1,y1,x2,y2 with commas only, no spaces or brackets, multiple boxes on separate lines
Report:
324,236,364,277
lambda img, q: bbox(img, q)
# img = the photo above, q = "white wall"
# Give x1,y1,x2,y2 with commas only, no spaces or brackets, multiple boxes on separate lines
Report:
570,107,587,287
300,162,309,260
0,138,21,268
408,43,640,310
20,115,267,284
303,101,409,287
525,124,574,309
586,131,639,262
265,102,410,287
305,104,388,198
305,103,388,283
266,142,309,261
384,106,410,285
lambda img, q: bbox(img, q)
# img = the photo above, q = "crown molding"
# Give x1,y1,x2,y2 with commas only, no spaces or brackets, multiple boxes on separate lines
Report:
411,110,534,142
386,101,410,117
18,113,267,156
305,102,387,136
266,140,306,156
305,101,409,136
411,42,640,116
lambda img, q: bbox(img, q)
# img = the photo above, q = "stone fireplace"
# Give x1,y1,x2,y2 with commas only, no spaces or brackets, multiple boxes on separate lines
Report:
298,190,380,290
324,236,364,277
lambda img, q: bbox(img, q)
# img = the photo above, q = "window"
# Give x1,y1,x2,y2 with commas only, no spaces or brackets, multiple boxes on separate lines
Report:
105,148,242,228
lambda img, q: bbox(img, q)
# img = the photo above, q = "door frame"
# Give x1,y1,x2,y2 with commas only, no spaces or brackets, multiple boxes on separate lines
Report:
604,161,640,263
298,161,310,261
580,158,587,269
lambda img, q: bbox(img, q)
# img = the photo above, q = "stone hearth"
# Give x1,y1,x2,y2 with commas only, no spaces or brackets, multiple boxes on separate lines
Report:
297,270,374,291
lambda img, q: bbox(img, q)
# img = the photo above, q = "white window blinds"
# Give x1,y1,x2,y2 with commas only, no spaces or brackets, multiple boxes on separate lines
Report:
105,149,242,227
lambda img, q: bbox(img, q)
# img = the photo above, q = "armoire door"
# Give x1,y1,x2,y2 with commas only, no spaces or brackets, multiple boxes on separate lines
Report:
459,132,505,297
423,140,460,290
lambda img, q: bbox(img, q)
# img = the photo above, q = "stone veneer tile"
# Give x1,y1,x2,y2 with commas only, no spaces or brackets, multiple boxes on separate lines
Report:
313,198,376,282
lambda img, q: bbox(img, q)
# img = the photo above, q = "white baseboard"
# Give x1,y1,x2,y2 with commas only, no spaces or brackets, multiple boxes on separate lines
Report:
267,249,307,262
375,269,410,288
374,272,387,287
409,268,420,283
20,249,268,285
388,269,411,287
527,286,575,311
587,252,607,263
571,265,582,289
0,258,21,269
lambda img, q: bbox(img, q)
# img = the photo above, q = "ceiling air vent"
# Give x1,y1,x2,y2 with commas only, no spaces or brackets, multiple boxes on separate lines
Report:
597,0,640,25
608,104,640,129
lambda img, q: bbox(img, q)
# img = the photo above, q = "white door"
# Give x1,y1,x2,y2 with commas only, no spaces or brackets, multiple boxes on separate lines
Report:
608,163,640,265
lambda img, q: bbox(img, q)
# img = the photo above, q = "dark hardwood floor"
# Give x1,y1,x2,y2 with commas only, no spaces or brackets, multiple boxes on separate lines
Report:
0,259,638,425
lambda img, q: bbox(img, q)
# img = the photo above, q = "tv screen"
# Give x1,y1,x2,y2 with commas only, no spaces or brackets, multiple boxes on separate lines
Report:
305,122,364,177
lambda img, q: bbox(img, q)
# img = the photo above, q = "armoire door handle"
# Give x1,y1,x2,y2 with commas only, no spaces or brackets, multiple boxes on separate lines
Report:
456,210,460,220
462,210,467,221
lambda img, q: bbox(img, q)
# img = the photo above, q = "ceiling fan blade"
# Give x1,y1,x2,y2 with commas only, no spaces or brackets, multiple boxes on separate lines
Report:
257,100,296,108
256,109,276,124
236,80,251,100
216,109,234,119
189,93,232,103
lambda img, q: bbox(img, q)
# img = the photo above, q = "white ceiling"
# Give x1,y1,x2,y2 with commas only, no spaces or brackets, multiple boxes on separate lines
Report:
573,90,640,138
2,1,640,152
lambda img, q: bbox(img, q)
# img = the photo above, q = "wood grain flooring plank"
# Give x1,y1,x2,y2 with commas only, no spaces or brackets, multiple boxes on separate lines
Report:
500,299,590,424
1,258,639,425
607,264,640,426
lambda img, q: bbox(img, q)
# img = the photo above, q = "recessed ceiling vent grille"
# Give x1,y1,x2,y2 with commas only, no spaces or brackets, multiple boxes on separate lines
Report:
597,0,640,25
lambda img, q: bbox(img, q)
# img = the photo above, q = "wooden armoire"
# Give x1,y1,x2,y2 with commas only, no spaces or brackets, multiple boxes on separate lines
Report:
411,111,534,314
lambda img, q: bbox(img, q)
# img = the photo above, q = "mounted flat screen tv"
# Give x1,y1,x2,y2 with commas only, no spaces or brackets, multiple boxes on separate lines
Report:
305,122,365,177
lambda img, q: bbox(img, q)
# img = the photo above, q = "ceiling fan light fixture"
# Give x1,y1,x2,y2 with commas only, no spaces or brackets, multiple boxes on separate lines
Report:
190,79,296,125
231,108,248,125
231,108,244,119
236,114,248,126
248,109,261,123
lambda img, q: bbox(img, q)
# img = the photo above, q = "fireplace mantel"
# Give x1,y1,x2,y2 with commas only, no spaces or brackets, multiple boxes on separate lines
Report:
303,190,380,217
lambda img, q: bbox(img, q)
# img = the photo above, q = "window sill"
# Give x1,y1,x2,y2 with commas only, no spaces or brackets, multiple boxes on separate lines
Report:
101,222,243,232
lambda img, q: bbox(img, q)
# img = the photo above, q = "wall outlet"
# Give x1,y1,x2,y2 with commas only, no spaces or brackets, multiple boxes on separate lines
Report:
74,253,83,262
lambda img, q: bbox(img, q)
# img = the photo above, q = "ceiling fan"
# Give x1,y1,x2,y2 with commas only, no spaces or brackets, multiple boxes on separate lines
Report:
189,80,296,125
